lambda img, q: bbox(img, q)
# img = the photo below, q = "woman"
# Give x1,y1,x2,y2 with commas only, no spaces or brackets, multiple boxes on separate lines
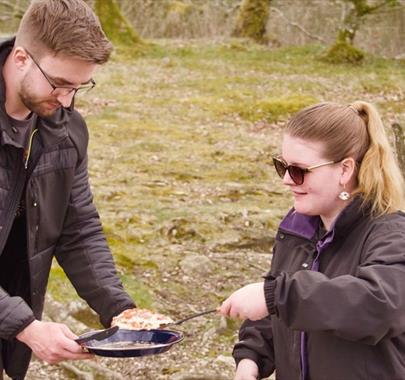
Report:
219,101,405,380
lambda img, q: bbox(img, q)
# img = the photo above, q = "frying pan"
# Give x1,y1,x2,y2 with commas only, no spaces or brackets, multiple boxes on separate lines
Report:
78,328,183,358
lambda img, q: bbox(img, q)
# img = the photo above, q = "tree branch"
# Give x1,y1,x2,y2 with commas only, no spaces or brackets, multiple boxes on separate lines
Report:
0,0,25,12
270,7,327,44
368,0,398,13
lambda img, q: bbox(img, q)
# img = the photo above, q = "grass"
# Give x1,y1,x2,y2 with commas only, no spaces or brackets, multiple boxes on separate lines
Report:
49,37,405,305
46,39,404,377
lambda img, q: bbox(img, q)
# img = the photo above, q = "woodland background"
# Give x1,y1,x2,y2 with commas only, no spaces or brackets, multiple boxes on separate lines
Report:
0,0,404,379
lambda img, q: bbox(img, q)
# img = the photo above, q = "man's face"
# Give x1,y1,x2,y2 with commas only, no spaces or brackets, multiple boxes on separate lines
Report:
19,51,97,118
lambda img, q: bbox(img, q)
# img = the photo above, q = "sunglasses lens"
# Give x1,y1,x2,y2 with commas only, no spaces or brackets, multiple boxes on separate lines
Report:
288,165,305,185
273,158,287,179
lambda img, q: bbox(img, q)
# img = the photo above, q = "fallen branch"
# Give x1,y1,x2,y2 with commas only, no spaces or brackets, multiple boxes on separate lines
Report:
85,361,127,380
59,363,94,380
270,7,327,44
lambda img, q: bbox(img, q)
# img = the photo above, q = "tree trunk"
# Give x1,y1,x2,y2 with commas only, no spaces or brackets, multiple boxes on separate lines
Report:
392,122,405,177
232,0,271,43
324,0,398,64
94,0,142,47
336,0,368,44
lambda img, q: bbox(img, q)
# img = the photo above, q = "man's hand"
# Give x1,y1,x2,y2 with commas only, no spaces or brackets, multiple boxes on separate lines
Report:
234,359,259,380
16,320,93,364
219,282,268,321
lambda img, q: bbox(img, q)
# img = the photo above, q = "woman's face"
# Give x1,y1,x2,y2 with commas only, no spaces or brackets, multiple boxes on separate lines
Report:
280,134,347,227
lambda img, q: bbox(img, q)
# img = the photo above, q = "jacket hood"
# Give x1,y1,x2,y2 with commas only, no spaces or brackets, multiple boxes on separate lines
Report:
0,37,70,148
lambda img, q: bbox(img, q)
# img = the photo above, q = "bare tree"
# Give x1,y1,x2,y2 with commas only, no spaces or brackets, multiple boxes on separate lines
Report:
323,0,400,63
232,0,272,42
337,0,399,44
94,0,142,46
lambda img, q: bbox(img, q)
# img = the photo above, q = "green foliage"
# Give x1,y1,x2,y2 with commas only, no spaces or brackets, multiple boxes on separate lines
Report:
236,94,319,122
322,41,365,64
232,0,271,42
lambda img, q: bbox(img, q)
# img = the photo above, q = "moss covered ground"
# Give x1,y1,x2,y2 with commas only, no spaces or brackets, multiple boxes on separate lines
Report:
38,39,405,379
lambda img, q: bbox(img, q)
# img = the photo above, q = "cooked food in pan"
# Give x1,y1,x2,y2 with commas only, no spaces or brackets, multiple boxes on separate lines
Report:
111,308,174,330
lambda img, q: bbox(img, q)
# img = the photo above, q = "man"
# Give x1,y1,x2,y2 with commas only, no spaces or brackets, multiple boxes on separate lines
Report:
0,0,136,378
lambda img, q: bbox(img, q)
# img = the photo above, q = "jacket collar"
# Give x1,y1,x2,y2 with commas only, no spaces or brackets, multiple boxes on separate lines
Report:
0,37,70,149
280,196,369,241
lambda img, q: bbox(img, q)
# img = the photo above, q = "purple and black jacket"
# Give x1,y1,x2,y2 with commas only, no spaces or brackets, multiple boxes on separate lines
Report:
234,197,405,380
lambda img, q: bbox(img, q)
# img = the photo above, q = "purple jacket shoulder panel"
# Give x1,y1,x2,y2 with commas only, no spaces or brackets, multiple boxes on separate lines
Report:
279,208,320,241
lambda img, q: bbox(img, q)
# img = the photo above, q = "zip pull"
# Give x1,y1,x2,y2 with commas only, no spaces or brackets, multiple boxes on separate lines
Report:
24,128,38,169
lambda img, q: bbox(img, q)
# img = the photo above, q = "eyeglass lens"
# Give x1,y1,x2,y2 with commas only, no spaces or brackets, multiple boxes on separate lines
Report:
25,48,95,97
272,158,305,185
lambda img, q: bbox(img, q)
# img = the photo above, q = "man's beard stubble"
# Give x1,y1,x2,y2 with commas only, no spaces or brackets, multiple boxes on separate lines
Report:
19,75,62,119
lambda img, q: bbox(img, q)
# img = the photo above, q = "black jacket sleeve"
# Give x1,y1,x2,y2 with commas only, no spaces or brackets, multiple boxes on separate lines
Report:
0,287,35,340
266,220,405,345
54,153,135,327
233,317,275,379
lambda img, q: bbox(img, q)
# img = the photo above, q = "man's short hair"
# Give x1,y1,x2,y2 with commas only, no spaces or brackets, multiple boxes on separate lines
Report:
15,0,113,64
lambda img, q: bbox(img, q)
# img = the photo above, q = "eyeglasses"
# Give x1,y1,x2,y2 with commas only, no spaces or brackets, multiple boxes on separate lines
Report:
272,156,337,185
25,49,96,97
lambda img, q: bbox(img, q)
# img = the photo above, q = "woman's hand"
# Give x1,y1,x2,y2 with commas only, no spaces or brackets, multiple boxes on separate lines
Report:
219,282,268,321
234,358,259,380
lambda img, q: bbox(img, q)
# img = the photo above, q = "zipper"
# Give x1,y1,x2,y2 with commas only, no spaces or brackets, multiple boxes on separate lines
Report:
24,128,39,169
0,128,41,256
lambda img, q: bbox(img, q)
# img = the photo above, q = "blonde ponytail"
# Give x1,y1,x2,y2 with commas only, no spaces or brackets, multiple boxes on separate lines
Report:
350,101,405,215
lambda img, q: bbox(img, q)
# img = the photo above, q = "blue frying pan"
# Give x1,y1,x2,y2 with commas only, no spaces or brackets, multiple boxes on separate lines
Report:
78,329,184,358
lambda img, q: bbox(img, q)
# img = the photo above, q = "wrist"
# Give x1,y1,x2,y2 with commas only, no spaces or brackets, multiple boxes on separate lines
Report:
16,319,38,343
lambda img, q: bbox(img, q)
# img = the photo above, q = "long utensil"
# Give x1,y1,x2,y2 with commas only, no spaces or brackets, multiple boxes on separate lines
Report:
159,308,218,328
75,325,119,345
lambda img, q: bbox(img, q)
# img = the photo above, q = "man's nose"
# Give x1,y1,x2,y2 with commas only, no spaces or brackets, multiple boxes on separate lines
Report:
55,91,75,108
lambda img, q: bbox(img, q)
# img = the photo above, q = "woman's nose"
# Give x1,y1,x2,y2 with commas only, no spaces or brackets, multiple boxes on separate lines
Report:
282,170,295,185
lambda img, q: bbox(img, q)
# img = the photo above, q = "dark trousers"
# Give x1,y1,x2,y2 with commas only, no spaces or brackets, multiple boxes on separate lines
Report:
0,216,30,380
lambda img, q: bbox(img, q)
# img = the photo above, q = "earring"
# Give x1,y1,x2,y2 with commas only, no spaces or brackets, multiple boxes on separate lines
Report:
339,185,351,201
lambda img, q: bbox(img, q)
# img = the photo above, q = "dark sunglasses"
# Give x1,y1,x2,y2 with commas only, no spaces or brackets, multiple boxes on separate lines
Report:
272,156,337,185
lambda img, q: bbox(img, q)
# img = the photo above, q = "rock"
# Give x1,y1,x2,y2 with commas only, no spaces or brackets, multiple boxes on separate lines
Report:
180,254,214,276
171,373,228,380
215,354,235,367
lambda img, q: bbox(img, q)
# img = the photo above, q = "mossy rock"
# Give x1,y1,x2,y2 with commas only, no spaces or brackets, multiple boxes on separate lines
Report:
237,94,319,123
321,41,364,64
